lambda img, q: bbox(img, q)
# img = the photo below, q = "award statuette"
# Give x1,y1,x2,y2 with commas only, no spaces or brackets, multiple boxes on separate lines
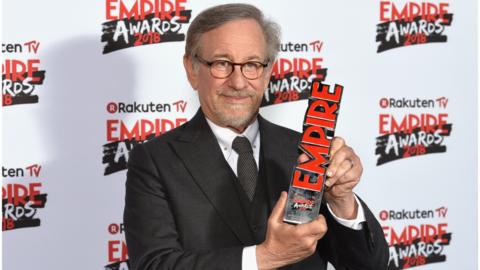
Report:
283,80,343,224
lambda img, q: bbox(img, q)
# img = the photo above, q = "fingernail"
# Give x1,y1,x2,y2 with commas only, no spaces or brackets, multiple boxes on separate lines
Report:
326,171,333,177
325,180,331,187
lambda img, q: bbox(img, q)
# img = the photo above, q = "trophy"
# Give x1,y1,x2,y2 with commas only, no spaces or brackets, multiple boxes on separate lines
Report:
283,80,343,224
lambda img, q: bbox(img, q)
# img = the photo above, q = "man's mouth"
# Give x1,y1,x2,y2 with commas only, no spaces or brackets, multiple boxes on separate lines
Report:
221,94,251,104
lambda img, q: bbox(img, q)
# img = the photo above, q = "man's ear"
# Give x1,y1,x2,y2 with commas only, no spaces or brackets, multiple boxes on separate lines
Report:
183,55,199,90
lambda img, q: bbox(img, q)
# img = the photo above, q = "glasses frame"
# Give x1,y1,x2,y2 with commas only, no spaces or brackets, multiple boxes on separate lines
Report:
194,54,269,80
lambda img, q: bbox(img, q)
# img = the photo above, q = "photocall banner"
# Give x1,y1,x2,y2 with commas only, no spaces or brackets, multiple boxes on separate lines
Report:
2,0,477,269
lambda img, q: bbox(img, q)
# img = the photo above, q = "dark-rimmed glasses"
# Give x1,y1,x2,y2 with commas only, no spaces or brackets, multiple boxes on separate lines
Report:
195,54,269,80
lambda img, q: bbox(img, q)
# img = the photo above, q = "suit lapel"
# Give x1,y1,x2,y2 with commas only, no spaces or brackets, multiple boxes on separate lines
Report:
258,116,299,210
169,110,255,245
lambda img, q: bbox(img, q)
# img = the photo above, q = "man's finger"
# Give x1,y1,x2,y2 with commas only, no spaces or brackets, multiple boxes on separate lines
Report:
299,214,327,238
328,159,355,184
336,168,362,186
326,146,353,178
271,191,288,223
329,137,345,157
297,153,309,163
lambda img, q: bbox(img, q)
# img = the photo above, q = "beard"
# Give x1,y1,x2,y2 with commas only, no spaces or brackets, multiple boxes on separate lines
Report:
213,88,261,131
215,104,258,130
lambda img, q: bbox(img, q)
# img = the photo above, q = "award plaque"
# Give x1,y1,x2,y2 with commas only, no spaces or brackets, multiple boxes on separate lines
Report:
283,80,344,224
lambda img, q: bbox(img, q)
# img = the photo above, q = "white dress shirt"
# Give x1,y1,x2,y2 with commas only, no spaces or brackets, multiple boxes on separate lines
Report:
205,118,366,270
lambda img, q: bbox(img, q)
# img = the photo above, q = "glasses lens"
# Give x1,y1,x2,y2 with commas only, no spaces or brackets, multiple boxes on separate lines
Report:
210,60,232,78
242,62,263,79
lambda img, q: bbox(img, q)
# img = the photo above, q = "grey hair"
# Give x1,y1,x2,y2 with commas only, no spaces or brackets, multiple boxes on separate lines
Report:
185,3,281,64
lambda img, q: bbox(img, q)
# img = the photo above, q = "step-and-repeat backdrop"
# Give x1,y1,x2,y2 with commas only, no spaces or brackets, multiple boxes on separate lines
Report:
2,0,477,269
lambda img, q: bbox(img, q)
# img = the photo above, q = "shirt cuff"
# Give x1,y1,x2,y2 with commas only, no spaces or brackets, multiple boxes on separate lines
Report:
326,194,366,230
242,245,258,270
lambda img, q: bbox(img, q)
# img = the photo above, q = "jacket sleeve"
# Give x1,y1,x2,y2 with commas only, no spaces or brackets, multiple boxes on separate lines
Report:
124,143,243,270
317,197,389,270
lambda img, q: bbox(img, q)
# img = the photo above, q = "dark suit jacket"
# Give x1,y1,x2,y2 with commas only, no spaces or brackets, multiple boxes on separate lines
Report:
124,109,388,270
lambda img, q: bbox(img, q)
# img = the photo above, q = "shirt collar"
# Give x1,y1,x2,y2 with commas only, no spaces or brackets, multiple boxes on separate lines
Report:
205,117,259,157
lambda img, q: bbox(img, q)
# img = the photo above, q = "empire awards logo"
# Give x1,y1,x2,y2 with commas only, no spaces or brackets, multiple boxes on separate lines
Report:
376,1,453,53
101,0,192,54
375,97,452,165
2,41,46,106
261,40,327,107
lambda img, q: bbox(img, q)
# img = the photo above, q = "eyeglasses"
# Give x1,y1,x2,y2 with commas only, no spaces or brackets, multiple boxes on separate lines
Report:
194,54,269,80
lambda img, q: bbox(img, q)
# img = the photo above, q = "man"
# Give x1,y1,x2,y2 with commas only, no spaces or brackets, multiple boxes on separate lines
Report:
124,3,388,270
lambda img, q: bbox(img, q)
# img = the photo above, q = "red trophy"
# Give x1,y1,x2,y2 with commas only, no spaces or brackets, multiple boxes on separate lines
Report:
284,80,343,224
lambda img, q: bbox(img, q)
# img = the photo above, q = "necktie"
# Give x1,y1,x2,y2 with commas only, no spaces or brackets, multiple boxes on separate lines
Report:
232,136,258,201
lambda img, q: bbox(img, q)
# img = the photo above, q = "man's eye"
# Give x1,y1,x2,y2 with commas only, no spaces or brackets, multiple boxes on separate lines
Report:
213,60,231,69
244,62,260,70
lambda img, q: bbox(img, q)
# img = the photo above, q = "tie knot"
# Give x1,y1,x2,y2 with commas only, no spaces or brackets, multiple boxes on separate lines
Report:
232,136,253,154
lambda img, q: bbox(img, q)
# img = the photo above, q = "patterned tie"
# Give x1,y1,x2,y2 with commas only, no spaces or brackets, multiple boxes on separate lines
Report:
232,136,258,201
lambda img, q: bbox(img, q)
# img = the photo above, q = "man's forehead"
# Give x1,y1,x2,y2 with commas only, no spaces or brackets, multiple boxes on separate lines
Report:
209,52,264,61
196,19,267,60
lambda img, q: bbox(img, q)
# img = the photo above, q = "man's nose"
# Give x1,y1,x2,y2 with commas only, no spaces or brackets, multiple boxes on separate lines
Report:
227,66,248,90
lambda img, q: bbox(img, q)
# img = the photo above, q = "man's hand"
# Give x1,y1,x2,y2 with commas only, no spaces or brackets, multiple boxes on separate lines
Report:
256,192,328,270
299,137,362,220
